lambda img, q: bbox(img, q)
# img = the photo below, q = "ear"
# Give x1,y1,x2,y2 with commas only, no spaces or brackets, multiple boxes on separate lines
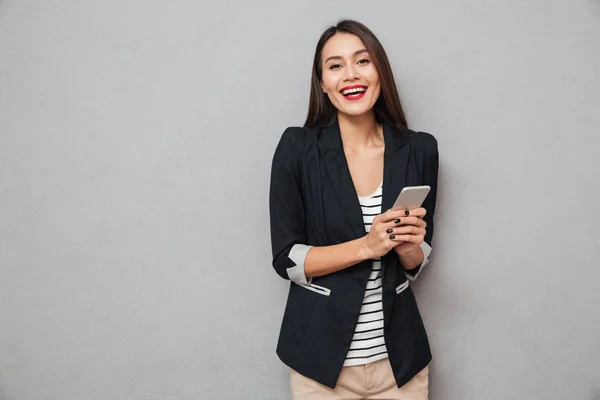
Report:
320,81,326,94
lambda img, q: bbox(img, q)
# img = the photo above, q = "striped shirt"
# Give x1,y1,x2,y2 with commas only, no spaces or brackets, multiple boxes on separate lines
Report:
343,181,388,367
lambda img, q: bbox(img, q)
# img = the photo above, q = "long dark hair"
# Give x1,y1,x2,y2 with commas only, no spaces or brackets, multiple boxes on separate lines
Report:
304,19,408,130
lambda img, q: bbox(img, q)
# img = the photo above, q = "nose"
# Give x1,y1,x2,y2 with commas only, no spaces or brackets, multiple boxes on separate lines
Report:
343,63,360,82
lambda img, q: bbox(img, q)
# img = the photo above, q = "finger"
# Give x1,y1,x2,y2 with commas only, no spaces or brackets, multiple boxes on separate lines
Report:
389,234,423,245
389,226,426,236
379,209,410,223
388,238,404,246
393,217,426,228
406,207,427,219
381,217,425,232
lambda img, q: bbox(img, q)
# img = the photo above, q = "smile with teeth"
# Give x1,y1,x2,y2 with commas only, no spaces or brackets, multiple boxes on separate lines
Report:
341,87,367,97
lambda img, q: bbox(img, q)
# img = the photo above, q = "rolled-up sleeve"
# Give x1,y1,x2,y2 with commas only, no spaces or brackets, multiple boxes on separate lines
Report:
405,132,439,281
269,127,313,284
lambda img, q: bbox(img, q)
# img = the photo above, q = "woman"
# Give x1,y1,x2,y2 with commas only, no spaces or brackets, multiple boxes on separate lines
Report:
269,19,439,399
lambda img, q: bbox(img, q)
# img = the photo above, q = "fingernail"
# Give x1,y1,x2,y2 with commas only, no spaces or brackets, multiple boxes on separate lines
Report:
394,218,401,223
386,229,393,233
389,235,395,239
404,210,410,216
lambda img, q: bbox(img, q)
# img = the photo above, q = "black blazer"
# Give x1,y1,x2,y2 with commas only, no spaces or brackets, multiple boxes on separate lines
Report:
268,118,439,389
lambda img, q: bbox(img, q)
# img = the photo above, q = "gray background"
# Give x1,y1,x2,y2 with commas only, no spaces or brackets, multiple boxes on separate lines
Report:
1,0,599,399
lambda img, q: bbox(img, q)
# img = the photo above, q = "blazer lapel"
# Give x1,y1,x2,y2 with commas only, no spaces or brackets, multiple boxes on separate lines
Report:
381,120,410,318
318,119,411,240
382,119,410,213
318,120,366,239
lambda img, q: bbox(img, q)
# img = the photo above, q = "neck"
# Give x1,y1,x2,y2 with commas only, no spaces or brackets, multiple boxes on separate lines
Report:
337,111,382,149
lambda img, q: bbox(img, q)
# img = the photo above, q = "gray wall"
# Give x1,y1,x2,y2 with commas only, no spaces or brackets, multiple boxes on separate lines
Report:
1,0,599,399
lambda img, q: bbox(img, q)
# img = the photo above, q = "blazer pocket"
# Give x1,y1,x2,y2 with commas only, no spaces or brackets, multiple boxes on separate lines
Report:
395,280,409,295
295,282,331,296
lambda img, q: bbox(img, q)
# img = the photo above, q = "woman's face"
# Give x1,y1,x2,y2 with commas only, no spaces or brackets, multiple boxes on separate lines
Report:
320,33,381,118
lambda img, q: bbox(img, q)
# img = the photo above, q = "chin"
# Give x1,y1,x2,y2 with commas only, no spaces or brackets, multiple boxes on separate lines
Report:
338,105,374,117
343,111,370,118
332,96,377,118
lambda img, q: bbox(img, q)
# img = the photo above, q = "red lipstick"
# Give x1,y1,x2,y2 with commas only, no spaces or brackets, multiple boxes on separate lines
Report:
340,85,367,101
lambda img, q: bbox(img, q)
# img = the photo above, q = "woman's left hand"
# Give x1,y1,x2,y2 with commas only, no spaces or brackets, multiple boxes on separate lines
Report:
389,207,427,257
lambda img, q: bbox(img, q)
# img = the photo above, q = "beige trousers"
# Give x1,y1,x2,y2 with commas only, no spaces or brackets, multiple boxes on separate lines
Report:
290,359,429,400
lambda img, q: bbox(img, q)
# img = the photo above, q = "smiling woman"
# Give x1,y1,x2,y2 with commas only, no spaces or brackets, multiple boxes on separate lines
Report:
305,20,408,131
269,19,439,400
321,36,381,117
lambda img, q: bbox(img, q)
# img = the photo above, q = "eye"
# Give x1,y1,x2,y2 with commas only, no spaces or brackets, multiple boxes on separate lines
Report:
329,63,342,70
358,58,370,65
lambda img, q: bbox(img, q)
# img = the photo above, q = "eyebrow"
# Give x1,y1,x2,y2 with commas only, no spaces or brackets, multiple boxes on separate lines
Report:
324,49,369,64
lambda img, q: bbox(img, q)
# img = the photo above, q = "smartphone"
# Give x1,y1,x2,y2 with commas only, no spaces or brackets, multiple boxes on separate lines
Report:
392,185,431,211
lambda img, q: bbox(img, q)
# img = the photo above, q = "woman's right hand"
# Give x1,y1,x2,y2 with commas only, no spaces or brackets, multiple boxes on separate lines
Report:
362,209,417,259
